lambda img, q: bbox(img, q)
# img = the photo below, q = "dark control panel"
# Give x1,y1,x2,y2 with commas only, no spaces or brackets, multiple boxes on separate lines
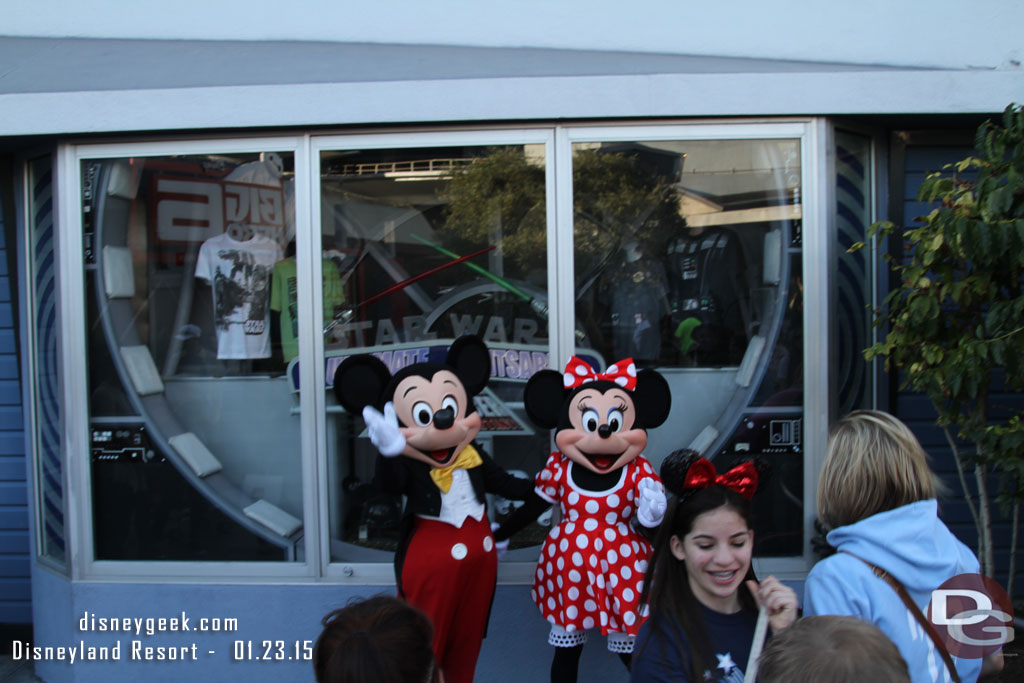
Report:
90,425,160,464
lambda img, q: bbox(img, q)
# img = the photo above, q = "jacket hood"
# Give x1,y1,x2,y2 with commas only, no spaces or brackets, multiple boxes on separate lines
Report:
825,499,978,594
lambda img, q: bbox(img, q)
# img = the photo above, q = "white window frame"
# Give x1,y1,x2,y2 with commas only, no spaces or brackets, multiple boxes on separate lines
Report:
310,128,559,584
58,136,318,581
49,118,828,583
561,121,826,581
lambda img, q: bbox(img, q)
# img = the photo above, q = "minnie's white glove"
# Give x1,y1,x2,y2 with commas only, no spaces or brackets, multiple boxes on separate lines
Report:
636,478,667,528
362,402,406,457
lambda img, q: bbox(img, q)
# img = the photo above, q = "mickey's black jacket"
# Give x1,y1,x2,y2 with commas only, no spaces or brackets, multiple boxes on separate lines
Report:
373,443,534,591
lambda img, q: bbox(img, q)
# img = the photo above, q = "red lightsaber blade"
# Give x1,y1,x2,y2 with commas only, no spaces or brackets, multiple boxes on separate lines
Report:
357,244,497,309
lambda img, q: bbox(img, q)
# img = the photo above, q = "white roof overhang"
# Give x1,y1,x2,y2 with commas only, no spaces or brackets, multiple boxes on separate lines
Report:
0,37,1020,136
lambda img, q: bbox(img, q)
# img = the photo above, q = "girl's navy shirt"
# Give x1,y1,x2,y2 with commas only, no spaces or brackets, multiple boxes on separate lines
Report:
631,603,757,682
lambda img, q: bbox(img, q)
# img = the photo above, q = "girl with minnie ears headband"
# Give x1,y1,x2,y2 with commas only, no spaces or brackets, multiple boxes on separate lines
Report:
631,450,797,683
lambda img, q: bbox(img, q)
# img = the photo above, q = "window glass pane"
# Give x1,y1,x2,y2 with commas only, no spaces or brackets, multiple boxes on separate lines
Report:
571,139,804,555
320,145,552,560
28,155,67,568
83,152,301,561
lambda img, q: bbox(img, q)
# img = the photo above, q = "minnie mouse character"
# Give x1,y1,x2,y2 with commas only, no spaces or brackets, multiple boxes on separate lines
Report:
494,357,672,682
333,336,533,683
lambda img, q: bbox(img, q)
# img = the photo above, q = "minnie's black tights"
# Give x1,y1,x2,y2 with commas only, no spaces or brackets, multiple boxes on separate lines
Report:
550,645,631,683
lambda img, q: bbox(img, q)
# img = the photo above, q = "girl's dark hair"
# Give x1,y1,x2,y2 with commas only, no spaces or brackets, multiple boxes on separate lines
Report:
637,449,758,681
313,595,436,683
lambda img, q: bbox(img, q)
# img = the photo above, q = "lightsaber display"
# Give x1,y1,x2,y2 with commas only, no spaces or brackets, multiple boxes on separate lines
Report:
410,234,533,302
357,243,497,309
410,233,585,341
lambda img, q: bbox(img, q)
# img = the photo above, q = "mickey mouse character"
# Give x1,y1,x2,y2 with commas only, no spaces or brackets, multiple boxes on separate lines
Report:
333,336,532,683
494,357,672,682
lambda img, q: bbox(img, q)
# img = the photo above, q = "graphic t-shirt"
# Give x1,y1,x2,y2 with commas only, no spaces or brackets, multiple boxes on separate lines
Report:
631,605,757,683
195,232,282,359
270,257,346,362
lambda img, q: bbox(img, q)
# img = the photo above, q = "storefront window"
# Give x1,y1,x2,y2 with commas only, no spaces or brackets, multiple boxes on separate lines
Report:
571,138,804,555
319,144,553,561
65,126,816,573
83,151,302,561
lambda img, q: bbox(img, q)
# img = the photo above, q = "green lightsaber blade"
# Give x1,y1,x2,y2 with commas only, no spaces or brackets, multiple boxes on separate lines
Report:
411,233,584,341
410,233,532,302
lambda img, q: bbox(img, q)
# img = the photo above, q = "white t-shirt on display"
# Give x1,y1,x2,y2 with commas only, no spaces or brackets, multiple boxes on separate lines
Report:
194,232,283,359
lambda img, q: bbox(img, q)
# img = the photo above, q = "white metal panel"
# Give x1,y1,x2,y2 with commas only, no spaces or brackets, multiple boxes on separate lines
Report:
1,69,1018,138
802,119,831,566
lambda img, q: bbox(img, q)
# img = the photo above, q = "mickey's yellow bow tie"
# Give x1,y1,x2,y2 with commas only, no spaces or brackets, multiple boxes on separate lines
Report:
429,445,483,493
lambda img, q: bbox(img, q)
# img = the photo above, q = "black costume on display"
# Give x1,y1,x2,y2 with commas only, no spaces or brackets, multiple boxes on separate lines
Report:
666,228,748,365
597,246,669,362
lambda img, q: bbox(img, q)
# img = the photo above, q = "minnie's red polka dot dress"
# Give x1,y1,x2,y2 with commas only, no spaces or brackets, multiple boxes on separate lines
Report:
530,452,659,642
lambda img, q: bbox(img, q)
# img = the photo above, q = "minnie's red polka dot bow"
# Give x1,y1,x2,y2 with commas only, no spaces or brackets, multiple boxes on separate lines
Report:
562,357,637,391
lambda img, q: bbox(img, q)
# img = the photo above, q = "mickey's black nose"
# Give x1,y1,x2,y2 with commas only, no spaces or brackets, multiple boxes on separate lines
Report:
598,424,613,439
433,408,455,430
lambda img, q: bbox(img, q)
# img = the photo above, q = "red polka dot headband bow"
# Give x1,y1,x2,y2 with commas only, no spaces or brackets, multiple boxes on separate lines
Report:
683,458,758,500
562,357,637,391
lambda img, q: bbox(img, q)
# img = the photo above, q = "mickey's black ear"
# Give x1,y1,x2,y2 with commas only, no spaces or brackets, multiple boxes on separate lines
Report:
333,355,393,414
446,335,491,396
633,369,672,428
523,369,566,430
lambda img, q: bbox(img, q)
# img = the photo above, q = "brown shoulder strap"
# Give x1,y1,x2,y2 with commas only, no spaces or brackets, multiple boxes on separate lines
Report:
846,553,961,683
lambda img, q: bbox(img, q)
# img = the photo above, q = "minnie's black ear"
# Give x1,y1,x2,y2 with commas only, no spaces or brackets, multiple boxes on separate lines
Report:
523,369,566,430
333,355,393,414
446,335,491,396
632,369,672,428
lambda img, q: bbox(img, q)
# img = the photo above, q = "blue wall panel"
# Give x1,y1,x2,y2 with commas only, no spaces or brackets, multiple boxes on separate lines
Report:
0,406,23,431
0,174,30,626
892,142,1023,594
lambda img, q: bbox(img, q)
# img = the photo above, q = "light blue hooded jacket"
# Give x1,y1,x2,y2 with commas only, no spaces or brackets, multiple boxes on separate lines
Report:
803,500,983,683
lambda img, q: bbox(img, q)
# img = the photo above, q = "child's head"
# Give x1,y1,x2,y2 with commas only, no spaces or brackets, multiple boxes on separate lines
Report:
758,615,910,683
313,595,436,683
817,410,941,529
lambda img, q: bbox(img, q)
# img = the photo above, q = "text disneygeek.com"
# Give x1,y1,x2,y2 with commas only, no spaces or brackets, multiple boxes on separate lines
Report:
11,612,313,664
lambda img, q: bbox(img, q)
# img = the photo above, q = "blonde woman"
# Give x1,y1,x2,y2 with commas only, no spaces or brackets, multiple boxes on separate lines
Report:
803,410,1003,682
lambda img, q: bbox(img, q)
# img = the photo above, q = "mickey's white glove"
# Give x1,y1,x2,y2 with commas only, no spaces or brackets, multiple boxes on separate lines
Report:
362,402,406,457
491,522,509,560
636,478,667,528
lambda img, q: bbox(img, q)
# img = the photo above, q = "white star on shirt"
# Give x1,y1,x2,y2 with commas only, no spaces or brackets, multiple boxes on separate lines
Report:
716,653,737,674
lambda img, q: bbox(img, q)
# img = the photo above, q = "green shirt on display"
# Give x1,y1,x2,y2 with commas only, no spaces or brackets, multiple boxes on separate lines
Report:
270,257,346,362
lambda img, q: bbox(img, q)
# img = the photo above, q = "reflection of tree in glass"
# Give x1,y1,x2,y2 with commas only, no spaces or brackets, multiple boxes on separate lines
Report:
571,149,685,285
439,147,685,287
439,148,547,282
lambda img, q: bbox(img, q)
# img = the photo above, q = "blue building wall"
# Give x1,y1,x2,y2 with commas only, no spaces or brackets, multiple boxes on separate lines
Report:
0,169,31,627
28,570,654,683
891,141,1024,593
